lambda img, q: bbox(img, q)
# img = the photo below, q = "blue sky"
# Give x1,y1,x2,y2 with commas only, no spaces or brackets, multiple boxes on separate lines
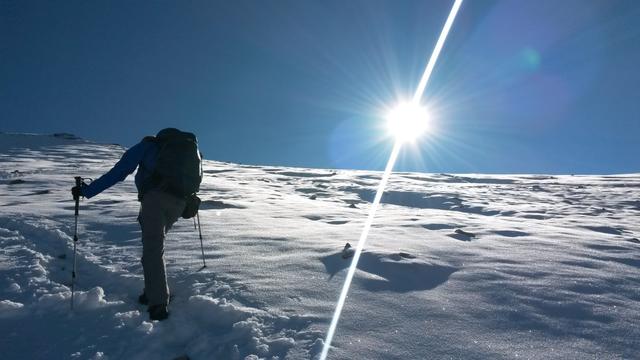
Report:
2,0,639,174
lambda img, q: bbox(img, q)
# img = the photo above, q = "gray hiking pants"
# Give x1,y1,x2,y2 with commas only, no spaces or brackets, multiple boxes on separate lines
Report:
139,189,185,306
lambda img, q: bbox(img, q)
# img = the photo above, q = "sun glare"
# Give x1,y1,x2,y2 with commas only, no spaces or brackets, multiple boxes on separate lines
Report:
321,1,463,359
387,102,430,142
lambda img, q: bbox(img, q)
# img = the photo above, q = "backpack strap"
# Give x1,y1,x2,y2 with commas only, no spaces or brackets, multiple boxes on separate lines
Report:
137,136,161,201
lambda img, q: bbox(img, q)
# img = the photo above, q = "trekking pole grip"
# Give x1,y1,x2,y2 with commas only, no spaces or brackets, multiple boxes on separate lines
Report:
74,176,82,215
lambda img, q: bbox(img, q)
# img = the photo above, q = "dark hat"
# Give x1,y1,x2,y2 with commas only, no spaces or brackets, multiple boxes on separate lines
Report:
156,128,181,138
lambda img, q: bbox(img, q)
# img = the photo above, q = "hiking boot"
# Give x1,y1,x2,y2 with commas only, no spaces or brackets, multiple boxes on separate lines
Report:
138,292,149,305
148,304,169,321
140,292,173,306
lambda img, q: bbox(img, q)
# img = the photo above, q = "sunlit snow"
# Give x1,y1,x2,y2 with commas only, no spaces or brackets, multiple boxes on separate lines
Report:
0,133,638,359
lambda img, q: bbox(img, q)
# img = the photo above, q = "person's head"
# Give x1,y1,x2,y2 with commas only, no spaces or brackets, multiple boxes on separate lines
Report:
156,128,181,138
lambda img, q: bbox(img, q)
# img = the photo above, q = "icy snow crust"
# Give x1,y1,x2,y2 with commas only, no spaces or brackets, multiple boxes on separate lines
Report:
0,133,638,359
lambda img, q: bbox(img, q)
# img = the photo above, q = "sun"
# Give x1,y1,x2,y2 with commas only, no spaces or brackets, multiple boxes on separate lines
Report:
386,102,430,143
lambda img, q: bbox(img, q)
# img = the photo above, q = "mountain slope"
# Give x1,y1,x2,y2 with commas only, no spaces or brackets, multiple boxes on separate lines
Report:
0,133,638,359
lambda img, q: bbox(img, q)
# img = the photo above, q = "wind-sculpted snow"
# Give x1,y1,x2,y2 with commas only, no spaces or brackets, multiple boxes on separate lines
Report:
321,251,458,292
0,133,639,359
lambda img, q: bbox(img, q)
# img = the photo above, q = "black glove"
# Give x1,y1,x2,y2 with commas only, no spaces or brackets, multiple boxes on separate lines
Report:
71,183,86,200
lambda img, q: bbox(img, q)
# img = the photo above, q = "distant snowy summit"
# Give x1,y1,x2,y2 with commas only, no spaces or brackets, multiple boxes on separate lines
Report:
0,132,85,140
50,132,83,141
0,131,83,139
0,132,120,153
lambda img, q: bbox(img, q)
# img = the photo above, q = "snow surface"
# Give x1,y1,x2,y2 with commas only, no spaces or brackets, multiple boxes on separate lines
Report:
0,133,638,359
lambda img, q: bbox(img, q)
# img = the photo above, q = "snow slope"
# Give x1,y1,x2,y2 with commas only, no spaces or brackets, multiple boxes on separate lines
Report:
0,133,638,359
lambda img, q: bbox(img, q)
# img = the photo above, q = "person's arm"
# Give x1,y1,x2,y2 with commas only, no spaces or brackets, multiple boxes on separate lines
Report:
82,141,149,198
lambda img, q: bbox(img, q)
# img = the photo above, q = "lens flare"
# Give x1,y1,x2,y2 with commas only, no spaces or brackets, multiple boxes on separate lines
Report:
319,142,401,360
387,102,430,142
320,1,464,359
413,0,464,103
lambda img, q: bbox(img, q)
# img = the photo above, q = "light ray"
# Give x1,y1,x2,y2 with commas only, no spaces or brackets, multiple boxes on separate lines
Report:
320,1,463,359
413,0,464,104
319,141,401,360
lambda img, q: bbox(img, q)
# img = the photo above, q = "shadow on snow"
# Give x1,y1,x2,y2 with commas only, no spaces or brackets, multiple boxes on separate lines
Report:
320,251,458,293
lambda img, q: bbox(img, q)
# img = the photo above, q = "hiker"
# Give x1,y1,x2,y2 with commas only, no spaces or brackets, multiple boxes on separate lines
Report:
71,128,202,320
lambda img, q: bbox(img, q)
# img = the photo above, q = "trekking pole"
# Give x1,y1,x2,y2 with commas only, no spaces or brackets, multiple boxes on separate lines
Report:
71,176,82,310
196,212,206,268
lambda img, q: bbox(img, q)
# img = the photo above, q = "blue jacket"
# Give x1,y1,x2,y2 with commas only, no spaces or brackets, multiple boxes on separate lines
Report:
82,139,158,199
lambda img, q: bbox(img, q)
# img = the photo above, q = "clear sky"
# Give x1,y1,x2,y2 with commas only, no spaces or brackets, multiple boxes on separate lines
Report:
2,0,639,174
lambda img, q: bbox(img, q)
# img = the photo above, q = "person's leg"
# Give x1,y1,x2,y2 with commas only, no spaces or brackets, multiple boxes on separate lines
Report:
139,190,185,307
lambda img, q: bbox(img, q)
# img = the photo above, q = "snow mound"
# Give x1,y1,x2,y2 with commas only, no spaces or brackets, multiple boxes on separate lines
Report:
0,299,24,318
38,287,123,311
181,295,307,359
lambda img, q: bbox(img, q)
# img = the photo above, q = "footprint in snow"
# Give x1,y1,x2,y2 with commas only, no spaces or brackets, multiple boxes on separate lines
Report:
296,188,326,194
303,215,322,221
302,215,349,225
583,226,624,235
448,229,476,241
422,223,457,231
22,189,50,196
521,214,547,220
327,220,349,225
4,201,26,207
321,251,458,292
389,252,417,260
584,243,630,252
200,200,245,210
492,230,529,237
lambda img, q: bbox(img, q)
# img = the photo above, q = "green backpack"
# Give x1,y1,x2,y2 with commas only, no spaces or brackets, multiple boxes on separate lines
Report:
148,128,202,199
